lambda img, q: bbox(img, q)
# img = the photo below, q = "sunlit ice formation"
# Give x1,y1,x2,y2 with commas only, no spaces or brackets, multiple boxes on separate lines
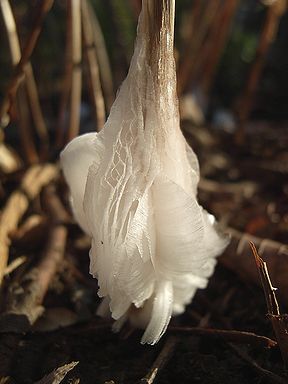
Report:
61,0,228,344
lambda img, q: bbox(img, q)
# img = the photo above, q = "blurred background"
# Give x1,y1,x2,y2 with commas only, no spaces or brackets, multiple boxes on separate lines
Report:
0,0,288,160
1,2,288,383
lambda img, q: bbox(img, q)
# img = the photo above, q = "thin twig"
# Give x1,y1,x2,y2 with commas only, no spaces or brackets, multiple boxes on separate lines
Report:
0,0,54,128
55,1,73,149
4,256,27,276
0,0,49,155
229,343,287,384
34,361,79,384
235,0,287,141
177,0,221,94
140,336,178,384
220,228,288,304
66,0,82,142
169,326,276,348
250,242,288,368
87,1,114,111
0,164,58,285
0,184,69,332
81,0,106,130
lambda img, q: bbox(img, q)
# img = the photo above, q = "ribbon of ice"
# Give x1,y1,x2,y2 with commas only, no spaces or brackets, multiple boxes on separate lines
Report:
61,0,228,344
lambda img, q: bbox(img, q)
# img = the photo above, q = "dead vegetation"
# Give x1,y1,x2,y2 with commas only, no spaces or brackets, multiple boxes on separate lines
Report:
0,0,288,383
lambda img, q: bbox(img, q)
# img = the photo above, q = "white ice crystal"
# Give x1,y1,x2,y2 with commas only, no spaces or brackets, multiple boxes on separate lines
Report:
61,0,228,344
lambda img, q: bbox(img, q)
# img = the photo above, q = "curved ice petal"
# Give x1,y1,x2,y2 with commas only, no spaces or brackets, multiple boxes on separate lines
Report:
60,132,104,233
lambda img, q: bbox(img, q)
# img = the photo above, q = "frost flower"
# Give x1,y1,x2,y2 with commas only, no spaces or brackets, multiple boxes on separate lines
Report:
61,0,228,344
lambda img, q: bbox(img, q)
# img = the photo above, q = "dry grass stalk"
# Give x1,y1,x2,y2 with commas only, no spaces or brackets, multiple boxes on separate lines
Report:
0,0,54,129
86,1,114,111
250,242,288,368
0,164,58,285
81,0,106,130
66,0,82,142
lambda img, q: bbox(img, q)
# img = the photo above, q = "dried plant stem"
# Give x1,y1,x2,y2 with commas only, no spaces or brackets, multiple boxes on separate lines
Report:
87,1,114,111
1,0,49,156
55,1,73,149
0,0,54,128
24,64,49,158
200,0,239,94
34,361,79,384
236,0,286,139
0,184,69,332
66,0,82,142
250,243,288,368
4,256,27,276
16,85,39,163
169,326,276,348
0,164,58,285
81,0,106,130
229,343,287,384
177,0,221,94
140,336,178,384
220,228,288,304
0,0,39,163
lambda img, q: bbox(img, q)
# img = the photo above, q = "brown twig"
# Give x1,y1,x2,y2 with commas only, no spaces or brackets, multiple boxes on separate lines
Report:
200,0,239,94
0,0,54,128
34,361,79,384
86,1,114,111
220,228,288,304
0,0,48,157
66,0,82,142
16,84,39,163
0,164,58,285
177,0,221,95
250,242,288,368
169,326,276,348
139,336,178,384
55,1,73,149
0,184,69,333
229,343,287,384
235,0,287,140
81,0,106,130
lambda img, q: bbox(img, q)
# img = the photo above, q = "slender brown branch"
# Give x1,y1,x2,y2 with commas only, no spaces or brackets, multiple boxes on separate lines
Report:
0,0,49,159
81,0,106,130
34,361,79,384
0,184,69,333
0,0,54,128
16,84,39,164
250,242,288,368
229,343,287,384
169,326,277,348
235,0,286,141
177,0,221,95
0,164,58,285
220,228,288,304
140,336,178,384
66,0,82,142
55,1,73,149
87,1,114,111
